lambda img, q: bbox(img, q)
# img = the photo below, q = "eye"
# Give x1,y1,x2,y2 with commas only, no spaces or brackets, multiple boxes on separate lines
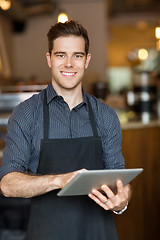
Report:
75,54,83,59
57,54,65,58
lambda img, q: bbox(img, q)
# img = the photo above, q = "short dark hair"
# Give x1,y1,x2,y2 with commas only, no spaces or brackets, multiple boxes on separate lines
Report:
47,20,90,56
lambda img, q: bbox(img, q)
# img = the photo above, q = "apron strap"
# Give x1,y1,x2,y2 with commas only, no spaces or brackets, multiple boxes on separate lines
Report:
43,90,49,140
87,97,99,137
43,90,99,139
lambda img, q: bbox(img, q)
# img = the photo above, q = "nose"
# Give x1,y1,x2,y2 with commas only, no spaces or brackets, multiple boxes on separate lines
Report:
65,57,73,68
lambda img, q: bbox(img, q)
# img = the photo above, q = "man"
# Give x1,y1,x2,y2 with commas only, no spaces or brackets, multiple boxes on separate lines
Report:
0,21,130,239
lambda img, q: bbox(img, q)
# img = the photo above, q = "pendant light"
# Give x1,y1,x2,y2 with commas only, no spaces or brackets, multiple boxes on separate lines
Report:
0,0,11,11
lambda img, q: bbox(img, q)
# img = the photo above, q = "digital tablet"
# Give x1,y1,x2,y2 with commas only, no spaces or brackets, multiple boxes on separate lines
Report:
57,168,143,196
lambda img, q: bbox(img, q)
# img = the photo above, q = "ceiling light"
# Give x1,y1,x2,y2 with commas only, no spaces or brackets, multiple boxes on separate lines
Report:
0,0,11,11
155,27,160,39
58,13,68,23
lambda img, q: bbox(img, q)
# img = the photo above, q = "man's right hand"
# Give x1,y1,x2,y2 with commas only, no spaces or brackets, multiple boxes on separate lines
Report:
0,169,87,198
59,168,87,189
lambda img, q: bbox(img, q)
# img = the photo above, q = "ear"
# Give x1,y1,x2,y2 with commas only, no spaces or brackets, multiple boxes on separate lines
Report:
85,53,91,69
46,53,51,68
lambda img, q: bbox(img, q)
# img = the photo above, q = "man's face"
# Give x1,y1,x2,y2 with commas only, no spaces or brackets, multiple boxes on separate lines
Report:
46,36,91,93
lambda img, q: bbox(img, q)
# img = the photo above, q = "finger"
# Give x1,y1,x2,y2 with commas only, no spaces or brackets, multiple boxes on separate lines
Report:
88,191,115,210
91,189,115,210
91,189,108,204
101,182,126,207
116,181,129,201
91,189,110,207
101,184,115,199
114,181,129,207
122,184,130,201
116,180,124,194
124,184,130,195
100,185,121,208
88,193,109,210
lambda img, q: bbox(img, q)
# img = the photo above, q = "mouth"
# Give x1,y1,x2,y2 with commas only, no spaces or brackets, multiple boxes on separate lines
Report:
60,71,77,76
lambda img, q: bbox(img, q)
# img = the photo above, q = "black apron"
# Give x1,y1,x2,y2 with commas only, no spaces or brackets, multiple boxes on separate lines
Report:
26,91,118,240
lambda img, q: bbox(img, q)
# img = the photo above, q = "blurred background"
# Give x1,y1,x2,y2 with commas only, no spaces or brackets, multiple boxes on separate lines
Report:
0,0,160,239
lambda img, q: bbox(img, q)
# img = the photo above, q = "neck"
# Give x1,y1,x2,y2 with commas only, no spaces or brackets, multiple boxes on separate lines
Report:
64,92,83,110
52,83,83,110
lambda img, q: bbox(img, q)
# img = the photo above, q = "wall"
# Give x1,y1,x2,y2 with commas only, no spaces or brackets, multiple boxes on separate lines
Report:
0,15,12,78
10,0,107,87
108,23,156,67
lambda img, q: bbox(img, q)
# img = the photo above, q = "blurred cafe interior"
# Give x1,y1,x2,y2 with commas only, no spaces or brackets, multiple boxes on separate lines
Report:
0,0,160,239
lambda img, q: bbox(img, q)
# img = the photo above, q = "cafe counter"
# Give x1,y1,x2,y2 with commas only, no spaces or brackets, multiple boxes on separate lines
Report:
115,119,160,240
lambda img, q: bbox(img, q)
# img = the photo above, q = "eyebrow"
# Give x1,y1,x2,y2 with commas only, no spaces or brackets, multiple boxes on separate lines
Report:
54,51,85,55
74,52,85,55
54,51,65,55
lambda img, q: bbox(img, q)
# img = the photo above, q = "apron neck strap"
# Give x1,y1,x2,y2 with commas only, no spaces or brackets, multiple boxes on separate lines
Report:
87,97,98,137
43,90,98,139
43,90,49,140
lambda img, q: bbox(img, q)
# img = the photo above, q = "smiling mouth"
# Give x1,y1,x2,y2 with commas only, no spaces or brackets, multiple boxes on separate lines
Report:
61,71,76,76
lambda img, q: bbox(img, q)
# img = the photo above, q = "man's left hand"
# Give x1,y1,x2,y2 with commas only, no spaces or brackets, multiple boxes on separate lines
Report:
88,180,131,212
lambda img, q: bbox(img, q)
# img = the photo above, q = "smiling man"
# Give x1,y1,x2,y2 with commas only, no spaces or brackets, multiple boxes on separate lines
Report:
0,21,130,240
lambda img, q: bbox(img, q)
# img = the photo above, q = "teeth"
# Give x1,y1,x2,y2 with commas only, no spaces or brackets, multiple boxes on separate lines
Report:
62,72,75,76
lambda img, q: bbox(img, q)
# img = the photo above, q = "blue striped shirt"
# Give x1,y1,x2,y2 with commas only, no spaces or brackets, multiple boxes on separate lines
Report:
0,83,124,179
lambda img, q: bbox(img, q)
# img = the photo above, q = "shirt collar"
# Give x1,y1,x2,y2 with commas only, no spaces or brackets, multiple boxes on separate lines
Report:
46,82,59,104
46,82,88,110
74,87,88,111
